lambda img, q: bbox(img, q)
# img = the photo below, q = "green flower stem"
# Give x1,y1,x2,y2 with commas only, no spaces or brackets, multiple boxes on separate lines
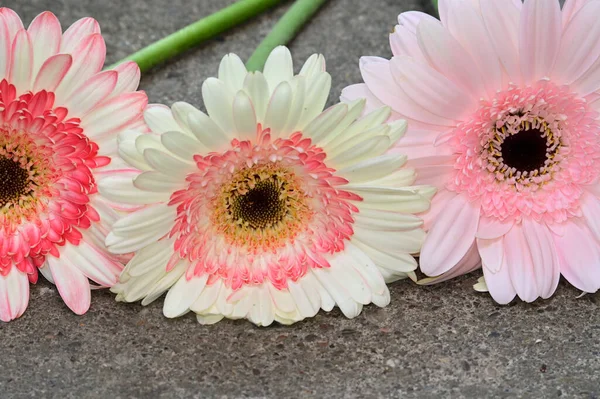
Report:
108,0,285,72
245,0,328,72
432,0,438,8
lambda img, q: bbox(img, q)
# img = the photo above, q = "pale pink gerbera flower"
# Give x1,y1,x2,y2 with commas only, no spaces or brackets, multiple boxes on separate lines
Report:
343,0,600,303
101,47,433,326
0,9,147,321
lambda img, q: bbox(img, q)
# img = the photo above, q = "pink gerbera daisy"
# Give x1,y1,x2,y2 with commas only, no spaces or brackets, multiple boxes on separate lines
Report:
101,47,433,326
0,8,147,321
343,0,600,303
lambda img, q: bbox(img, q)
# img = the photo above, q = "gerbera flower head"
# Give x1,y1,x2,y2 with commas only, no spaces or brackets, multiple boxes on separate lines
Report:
102,46,433,326
343,0,600,304
0,8,148,321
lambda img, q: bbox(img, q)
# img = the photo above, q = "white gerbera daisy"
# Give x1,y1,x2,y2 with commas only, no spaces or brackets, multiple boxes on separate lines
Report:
100,46,433,326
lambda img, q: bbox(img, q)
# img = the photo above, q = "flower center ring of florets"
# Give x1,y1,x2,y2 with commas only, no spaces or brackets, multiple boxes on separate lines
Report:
168,128,361,289
483,115,562,187
0,128,58,218
449,82,600,224
211,163,313,251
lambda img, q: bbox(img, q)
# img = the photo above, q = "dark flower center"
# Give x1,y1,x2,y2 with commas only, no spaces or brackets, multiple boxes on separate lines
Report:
0,156,30,207
500,128,549,173
231,177,286,229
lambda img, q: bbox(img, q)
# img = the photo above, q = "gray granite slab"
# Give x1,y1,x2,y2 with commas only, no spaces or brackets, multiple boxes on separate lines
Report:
0,0,598,397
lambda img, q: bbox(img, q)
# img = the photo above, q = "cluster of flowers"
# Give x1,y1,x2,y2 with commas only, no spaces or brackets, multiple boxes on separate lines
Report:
1,0,599,326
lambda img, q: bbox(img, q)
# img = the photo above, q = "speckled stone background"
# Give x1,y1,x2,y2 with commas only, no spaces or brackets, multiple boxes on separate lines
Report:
1,0,599,398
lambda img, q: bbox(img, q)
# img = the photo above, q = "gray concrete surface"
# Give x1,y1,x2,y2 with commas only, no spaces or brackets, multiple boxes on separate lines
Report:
1,0,599,398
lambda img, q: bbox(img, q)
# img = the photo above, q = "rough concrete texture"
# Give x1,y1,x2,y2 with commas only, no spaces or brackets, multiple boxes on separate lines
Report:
1,0,599,398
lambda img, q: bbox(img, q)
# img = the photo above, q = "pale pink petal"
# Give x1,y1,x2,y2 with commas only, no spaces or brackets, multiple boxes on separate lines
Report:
581,192,600,243
419,242,481,285
0,13,11,80
0,8,24,39
391,128,454,159
406,155,454,186
480,0,522,83
522,219,560,299
0,266,29,322
54,33,106,103
476,215,514,239
9,29,32,93
416,18,487,98
504,224,538,303
60,17,100,53
554,221,600,293
482,261,516,305
33,53,72,92
443,0,503,94
62,241,123,287
478,236,504,273
389,26,427,63
420,194,480,276
562,0,593,27
108,61,141,98
421,189,458,231
64,70,118,116
359,56,456,126
47,254,92,315
27,11,61,76
397,11,439,34
571,50,600,96
519,0,561,83
80,91,148,139
553,2,600,83
389,56,476,120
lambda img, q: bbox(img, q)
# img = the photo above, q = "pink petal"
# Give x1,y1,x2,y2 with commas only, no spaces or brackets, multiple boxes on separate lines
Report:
392,128,454,159
60,17,100,53
80,91,148,139
47,254,92,315
519,0,561,83
581,191,600,242
27,11,61,76
554,221,600,293
562,0,593,27
9,29,32,94
478,236,504,273
482,260,516,305
420,194,480,276
0,266,29,322
397,11,438,34
359,56,455,126
421,189,458,231
443,0,503,95
480,0,522,83
476,215,514,239
419,242,481,285
521,219,560,299
33,53,72,92
503,224,538,303
62,241,123,287
65,70,118,116
54,33,106,103
109,61,141,98
390,25,428,63
0,8,24,39
416,18,487,99
406,155,455,186
389,56,475,120
0,13,11,80
553,1,600,84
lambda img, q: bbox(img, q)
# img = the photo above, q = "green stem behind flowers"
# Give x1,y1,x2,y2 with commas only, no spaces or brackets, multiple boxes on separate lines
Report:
108,0,285,72
245,0,328,72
